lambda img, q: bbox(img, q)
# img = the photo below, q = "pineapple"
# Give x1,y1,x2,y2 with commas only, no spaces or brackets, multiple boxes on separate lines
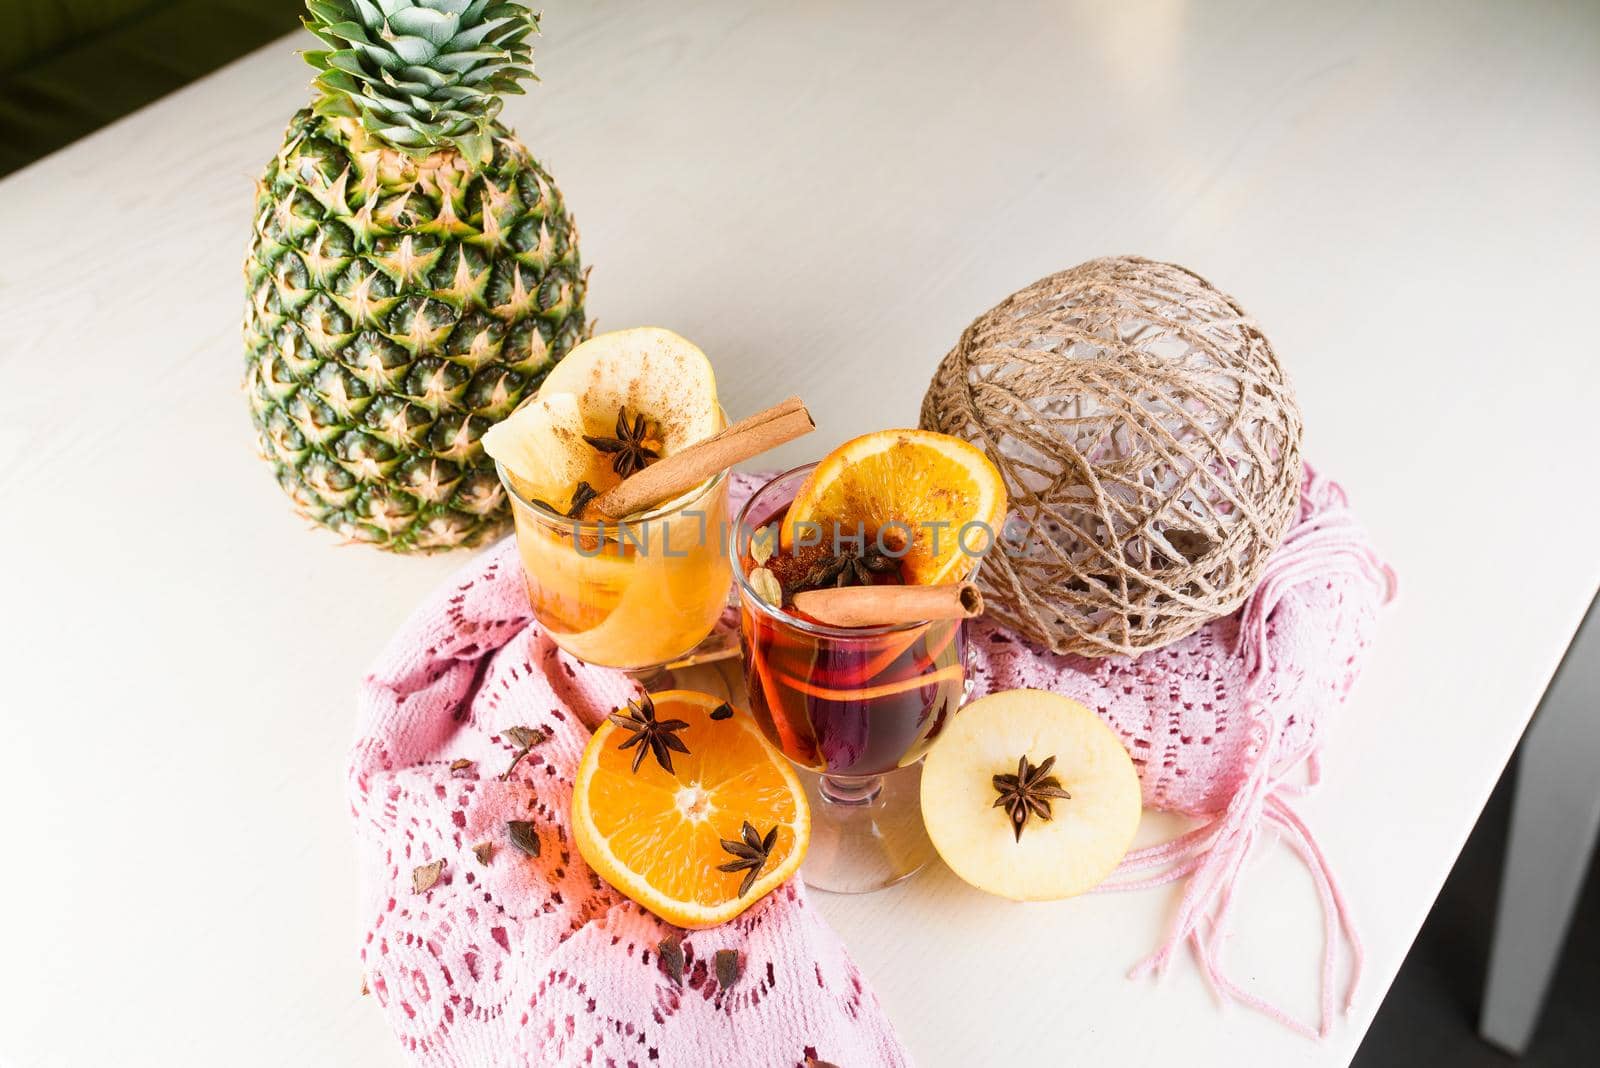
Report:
244,0,587,551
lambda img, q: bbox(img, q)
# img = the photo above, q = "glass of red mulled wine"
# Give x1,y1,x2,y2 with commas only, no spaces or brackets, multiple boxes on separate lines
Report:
731,463,971,893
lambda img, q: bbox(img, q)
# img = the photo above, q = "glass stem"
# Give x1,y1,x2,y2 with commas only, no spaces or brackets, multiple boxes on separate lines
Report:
818,773,884,807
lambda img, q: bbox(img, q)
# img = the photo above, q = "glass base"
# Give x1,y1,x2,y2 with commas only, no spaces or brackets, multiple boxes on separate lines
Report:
797,762,935,894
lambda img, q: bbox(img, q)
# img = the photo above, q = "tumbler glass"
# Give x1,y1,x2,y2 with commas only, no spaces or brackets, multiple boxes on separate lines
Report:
498,460,733,675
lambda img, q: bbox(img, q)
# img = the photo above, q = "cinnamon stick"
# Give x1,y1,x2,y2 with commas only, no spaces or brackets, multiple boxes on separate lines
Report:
593,399,814,518
792,582,984,628
718,395,806,438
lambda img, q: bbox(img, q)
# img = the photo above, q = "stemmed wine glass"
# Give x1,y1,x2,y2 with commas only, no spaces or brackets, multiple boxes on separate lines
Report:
731,464,971,893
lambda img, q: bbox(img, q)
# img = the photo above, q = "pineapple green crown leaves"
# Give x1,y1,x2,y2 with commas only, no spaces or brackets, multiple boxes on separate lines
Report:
302,0,539,163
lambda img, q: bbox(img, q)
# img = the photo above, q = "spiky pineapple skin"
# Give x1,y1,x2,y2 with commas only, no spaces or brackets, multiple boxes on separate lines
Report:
244,108,586,552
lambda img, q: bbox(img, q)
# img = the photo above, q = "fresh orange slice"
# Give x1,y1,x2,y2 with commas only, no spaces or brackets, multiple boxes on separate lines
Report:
782,429,1007,585
571,690,810,928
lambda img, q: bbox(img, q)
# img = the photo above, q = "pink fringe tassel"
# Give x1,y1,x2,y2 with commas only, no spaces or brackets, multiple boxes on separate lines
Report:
1097,479,1395,1038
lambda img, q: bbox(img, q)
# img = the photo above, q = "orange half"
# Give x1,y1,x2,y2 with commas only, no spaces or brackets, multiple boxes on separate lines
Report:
783,429,1008,585
571,690,810,928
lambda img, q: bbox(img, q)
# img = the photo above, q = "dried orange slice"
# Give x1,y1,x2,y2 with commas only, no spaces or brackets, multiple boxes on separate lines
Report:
782,429,1007,585
571,690,809,928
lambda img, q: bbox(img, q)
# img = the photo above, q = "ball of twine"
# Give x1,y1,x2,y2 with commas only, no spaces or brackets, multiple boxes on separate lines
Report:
921,256,1303,657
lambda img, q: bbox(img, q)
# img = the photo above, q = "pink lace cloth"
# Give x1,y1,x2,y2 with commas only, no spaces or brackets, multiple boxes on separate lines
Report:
970,464,1395,1037
350,499,911,1065
351,467,1390,1063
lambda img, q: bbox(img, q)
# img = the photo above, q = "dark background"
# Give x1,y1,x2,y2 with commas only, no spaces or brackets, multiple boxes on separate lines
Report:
0,0,303,175
1353,760,1599,1067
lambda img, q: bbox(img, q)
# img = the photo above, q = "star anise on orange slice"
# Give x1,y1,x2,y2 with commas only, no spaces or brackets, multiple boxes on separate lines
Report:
607,693,691,773
572,690,809,927
718,820,779,896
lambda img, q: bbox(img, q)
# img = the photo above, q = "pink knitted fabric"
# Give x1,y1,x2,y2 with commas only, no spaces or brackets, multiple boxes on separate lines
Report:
352,466,1389,1062
968,463,1395,1037
349,476,911,1067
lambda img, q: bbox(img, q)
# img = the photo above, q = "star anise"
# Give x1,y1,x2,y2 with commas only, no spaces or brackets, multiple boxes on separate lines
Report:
531,479,598,519
584,408,661,478
992,754,1072,842
795,544,899,592
718,820,778,896
608,694,691,773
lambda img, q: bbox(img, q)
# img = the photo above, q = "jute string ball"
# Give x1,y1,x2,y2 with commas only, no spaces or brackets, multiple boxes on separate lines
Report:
920,256,1303,657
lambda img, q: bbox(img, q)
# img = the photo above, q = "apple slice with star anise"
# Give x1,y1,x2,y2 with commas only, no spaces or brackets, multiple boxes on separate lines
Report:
920,689,1141,901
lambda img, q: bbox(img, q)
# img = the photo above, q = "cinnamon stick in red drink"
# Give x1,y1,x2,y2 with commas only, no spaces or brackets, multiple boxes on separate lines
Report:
792,582,984,629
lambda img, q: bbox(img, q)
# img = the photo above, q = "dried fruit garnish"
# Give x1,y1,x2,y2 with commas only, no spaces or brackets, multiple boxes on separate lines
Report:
504,726,544,749
991,754,1072,842
412,859,445,894
499,725,546,781
714,948,741,989
718,821,778,896
608,694,691,774
657,934,685,985
584,408,661,478
507,820,540,857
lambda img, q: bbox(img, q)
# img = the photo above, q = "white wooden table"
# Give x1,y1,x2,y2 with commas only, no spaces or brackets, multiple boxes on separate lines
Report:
3,2,1597,1065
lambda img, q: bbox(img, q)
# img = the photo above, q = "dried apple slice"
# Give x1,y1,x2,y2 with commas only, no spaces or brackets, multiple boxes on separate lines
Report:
920,689,1141,901
482,391,609,510
539,327,720,457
